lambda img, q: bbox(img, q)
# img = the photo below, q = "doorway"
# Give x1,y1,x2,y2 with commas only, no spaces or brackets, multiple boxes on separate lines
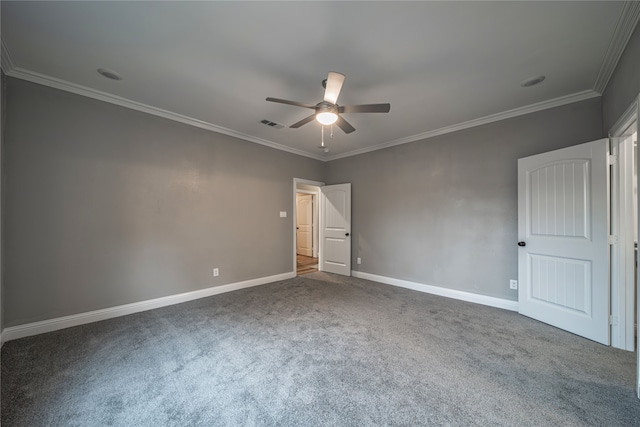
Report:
292,178,353,277
294,178,323,276
609,94,640,398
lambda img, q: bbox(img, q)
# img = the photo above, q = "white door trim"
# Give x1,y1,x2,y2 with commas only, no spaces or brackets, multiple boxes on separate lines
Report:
610,131,637,350
608,93,639,399
293,178,324,273
609,95,639,352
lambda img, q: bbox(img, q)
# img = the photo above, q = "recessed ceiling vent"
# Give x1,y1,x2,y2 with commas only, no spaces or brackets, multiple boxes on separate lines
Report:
97,68,123,81
521,75,546,87
260,119,284,129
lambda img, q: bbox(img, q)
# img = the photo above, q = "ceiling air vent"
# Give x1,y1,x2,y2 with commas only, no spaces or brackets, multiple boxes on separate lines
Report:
260,119,284,129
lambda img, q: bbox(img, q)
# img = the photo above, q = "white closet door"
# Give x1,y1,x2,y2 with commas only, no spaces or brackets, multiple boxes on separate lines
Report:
518,139,609,345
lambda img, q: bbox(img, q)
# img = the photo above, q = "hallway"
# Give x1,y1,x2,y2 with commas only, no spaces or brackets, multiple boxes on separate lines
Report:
296,254,318,275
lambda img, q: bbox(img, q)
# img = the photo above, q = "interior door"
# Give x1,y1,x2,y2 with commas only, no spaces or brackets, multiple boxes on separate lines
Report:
517,139,609,345
320,183,351,276
296,193,313,257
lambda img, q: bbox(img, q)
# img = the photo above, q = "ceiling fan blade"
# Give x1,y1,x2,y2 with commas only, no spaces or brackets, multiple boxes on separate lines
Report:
290,114,317,128
323,72,345,104
335,115,356,134
266,97,315,109
338,103,391,114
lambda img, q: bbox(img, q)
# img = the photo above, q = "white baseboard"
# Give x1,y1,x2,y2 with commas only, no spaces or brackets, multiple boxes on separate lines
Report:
3,272,296,342
352,271,519,312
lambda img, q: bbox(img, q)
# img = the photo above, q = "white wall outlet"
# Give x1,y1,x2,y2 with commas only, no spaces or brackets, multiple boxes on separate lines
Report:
357,257,362,265
510,279,518,290
279,211,287,218
213,268,219,277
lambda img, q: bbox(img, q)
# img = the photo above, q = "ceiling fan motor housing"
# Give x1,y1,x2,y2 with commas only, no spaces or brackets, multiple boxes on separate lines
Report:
316,102,338,114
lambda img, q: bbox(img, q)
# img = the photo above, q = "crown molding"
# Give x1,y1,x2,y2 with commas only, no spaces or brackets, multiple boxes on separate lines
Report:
2,35,606,163
5,61,601,163
3,65,327,161
326,89,601,161
593,1,640,94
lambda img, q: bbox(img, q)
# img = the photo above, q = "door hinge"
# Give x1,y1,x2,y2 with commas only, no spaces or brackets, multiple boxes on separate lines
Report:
608,154,618,165
610,315,618,326
608,235,618,245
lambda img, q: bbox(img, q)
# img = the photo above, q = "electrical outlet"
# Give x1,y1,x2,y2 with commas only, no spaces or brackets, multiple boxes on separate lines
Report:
510,279,518,290
213,268,219,277
357,257,362,265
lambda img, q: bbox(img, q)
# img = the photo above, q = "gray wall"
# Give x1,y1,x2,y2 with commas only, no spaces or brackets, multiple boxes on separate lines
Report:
326,98,603,301
1,71,5,332
4,78,325,327
3,21,637,328
603,24,640,132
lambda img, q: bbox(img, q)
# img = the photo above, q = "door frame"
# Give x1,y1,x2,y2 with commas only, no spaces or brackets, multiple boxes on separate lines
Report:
608,93,639,398
609,95,639,351
293,178,324,273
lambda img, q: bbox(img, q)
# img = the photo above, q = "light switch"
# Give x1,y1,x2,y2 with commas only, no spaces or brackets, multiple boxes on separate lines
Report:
280,211,287,218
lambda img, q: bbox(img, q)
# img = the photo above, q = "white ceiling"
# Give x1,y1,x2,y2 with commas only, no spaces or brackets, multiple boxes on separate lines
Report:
1,1,638,161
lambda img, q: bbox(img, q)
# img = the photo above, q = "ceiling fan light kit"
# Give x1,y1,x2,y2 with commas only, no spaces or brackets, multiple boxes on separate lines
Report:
266,72,390,135
316,103,339,125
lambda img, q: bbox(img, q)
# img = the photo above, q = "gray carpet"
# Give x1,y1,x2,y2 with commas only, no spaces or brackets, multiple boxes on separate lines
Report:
2,272,639,426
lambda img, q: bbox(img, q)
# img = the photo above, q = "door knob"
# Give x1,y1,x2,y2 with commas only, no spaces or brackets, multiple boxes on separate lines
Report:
518,241,526,247
345,233,350,236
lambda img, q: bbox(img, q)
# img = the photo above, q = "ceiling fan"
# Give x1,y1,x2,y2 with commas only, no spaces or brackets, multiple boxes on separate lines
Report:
266,72,390,134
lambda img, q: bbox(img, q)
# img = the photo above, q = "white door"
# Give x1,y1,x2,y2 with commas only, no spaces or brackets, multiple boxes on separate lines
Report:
518,139,609,345
296,193,313,257
320,183,351,276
